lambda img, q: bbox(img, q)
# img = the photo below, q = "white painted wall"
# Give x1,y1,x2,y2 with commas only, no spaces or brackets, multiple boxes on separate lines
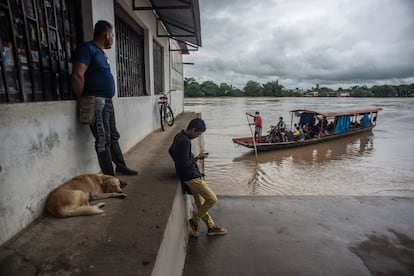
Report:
0,0,185,245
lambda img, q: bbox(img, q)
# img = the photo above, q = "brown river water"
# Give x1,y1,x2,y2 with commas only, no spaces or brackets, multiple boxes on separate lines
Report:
184,97,414,196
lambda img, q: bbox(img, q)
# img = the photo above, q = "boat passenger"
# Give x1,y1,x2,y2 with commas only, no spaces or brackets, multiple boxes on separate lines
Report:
302,123,308,132
325,121,334,133
276,117,286,131
312,124,320,137
293,123,298,132
302,123,312,140
289,123,298,139
323,117,328,128
359,117,364,127
294,126,305,141
318,116,328,131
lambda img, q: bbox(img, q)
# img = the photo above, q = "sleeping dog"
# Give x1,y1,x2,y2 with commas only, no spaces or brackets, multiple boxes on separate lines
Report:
47,174,127,218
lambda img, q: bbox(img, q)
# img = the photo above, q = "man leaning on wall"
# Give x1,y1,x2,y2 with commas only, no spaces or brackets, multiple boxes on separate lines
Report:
70,20,138,176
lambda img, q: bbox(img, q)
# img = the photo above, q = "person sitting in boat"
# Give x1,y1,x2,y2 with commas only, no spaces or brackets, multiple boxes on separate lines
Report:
302,123,312,140
318,116,328,131
288,123,298,140
323,117,328,128
325,121,334,133
359,116,364,127
292,123,298,133
246,111,263,142
294,126,305,141
312,123,320,138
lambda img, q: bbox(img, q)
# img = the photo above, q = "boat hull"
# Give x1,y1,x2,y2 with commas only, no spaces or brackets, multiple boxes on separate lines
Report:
232,126,375,151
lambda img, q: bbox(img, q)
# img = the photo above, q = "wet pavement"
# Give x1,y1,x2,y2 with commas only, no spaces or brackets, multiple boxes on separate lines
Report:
184,196,414,276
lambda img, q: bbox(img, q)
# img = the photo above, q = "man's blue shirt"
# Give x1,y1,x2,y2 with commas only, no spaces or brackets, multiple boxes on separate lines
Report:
73,41,115,98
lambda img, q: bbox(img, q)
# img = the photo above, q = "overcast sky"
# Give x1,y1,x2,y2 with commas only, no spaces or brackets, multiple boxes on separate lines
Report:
183,0,414,90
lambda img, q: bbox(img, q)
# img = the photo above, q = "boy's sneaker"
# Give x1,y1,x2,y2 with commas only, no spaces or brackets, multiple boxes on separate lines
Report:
188,219,200,237
207,225,227,236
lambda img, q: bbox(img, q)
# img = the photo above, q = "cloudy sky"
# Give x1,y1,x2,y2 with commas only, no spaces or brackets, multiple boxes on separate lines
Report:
183,0,414,90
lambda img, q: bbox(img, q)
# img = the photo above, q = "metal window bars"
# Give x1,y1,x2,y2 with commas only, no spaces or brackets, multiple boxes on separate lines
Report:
115,15,146,97
0,0,81,103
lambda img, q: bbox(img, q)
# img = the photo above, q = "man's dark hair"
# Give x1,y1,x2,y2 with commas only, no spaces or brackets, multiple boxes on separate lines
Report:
94,20,112,38
187,118,206,132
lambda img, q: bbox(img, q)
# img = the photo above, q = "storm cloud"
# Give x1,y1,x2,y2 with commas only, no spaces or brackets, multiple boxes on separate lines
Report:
183,0,414,89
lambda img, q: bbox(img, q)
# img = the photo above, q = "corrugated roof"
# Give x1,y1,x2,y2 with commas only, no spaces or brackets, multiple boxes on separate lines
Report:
134,0,202,48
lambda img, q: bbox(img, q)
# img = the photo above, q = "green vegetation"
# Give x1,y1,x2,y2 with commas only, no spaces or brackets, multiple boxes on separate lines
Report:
184,78,414,97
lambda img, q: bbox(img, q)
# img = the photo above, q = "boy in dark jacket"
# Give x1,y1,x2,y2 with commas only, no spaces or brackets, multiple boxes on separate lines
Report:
169,118,227,237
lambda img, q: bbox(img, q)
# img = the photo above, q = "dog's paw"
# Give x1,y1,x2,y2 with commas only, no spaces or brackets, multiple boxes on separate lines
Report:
96,202,106,208
120,180,128,188
118,193,127,199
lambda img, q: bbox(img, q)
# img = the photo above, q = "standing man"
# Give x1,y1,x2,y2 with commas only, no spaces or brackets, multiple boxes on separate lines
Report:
246,111,263,141
71,20,137,176
169,118,227,237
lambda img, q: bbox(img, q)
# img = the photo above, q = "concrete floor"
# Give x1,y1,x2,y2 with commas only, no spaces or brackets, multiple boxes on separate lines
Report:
184,196,414,276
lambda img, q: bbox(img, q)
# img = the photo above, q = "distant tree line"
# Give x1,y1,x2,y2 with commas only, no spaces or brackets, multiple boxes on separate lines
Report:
184,77,414,97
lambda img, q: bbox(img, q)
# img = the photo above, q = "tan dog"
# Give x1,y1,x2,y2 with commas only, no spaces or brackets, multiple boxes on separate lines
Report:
47,174,127,218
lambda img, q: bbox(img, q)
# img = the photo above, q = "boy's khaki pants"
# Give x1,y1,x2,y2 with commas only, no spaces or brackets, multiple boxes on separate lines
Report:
184,177,217,228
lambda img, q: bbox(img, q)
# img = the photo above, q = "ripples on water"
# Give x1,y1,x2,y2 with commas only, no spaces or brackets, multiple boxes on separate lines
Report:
184,97,414,197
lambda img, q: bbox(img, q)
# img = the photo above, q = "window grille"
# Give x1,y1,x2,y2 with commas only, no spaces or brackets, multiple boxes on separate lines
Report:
0,0,82,103
153,40,163,94
115,16,146,97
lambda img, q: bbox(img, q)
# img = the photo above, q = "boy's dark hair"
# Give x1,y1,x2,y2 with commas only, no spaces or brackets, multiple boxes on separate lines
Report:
94,20,112,38
187,118,206,132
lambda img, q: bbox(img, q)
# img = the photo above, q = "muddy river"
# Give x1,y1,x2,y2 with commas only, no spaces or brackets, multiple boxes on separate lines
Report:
184,97,414,196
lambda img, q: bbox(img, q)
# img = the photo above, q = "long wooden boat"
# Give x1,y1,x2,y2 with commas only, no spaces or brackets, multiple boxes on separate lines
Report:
233,107,382,151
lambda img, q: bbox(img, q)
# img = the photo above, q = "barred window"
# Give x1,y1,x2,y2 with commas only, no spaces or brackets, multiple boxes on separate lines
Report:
0,0,82,103
115,16,146,97
153,40,163,94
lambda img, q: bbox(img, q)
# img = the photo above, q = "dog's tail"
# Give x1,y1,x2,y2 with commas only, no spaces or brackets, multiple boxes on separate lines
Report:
54,202,106,218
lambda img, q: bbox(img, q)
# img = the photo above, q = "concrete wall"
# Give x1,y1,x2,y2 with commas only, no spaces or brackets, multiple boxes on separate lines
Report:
151,184,188,276
0,0,185,245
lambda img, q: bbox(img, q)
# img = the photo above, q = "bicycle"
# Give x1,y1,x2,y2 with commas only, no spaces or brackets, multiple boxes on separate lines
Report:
158,91,175,131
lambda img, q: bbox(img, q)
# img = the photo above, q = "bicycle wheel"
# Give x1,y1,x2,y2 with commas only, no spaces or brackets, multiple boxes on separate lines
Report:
160,104,166,131
165,105,174,126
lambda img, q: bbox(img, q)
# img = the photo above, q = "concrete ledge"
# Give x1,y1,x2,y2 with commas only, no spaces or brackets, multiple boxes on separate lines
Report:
151,184,187,276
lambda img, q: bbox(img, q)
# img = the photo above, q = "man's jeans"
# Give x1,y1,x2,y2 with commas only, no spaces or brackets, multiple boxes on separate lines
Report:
184,178,217,228
90,98,120,153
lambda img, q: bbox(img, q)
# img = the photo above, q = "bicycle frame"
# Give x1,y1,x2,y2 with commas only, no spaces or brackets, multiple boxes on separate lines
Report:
158,91,175,131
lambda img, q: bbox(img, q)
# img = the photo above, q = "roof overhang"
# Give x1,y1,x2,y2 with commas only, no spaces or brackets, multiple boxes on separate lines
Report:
290,108,383,118
133,0,202,51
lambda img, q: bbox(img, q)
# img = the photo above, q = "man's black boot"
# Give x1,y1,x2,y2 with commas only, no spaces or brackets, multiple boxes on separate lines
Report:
97,149,115,176
116,166,138,175
111,142,138,175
